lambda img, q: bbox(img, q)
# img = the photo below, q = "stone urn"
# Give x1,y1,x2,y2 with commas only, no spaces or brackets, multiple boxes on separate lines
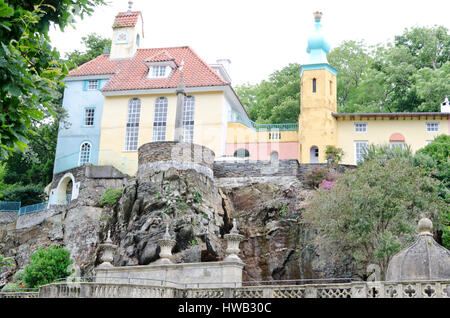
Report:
224,219,244,263
98,230,117,268
156,223,176,264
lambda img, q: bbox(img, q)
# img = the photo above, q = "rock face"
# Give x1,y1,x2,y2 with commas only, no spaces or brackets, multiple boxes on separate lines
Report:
106,166,226,267
0,143,357,289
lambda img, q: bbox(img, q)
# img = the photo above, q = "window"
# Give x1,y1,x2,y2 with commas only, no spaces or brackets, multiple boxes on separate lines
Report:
182,96,195,143
152,66,167,78
312,78,317,93
234,148,250,158
269,132,281,140
84,108,95,126
152,97,168,141
426,140,433,146
354,122,368,133
79,142,91,166
390,142,405,150
87,80,98,90
355,141,368,164
124,98,141,151
426,122,439,132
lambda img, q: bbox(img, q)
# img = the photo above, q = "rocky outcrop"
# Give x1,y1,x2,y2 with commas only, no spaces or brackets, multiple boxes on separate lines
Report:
0,152,357,289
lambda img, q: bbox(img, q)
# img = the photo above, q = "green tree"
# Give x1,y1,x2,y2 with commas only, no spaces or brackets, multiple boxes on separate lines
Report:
235,63,300,123
65,33,111,69
303,157,447,279
22,246,73,288
0,0,105,158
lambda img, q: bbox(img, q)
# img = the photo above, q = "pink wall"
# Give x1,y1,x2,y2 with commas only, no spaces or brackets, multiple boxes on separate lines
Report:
226,142,298,160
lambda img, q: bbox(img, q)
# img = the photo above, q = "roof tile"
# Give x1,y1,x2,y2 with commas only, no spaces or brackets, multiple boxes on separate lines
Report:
68,46,229,91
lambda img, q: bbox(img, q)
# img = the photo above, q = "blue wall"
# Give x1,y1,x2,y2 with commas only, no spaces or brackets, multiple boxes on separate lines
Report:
53,79,107,174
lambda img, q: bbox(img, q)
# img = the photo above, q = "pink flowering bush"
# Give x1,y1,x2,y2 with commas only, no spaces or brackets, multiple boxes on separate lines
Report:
318,179,334,190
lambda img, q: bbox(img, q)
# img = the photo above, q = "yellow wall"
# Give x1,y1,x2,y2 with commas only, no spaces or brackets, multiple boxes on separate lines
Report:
226,122,298,143
298,69,338,163
98,91,225,175
336,117,448,165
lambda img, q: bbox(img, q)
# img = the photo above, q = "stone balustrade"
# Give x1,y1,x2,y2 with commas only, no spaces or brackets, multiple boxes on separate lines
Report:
0,292,39,298
36,279,450,298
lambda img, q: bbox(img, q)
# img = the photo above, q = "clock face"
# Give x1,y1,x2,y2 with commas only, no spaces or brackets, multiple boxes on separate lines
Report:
116,31,128,44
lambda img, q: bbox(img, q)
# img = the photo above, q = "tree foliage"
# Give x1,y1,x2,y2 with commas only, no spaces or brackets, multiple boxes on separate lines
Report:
0,0,105,158
65,32,111,69
236,26,450,122
303,155,447,280
22,245,73,288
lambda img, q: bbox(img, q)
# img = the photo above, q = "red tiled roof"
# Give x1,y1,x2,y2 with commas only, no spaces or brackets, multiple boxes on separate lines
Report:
145,50,176,63
112,11,140,28
68,46,229,91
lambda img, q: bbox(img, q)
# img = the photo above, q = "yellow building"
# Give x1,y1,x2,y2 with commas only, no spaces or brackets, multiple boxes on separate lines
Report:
55,9,449,177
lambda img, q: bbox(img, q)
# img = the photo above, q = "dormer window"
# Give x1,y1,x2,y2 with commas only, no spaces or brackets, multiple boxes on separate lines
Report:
145,50,177,79
115,31,128,44
151,65,168,78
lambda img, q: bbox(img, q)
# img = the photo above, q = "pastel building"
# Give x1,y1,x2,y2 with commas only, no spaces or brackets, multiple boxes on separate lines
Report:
53,9,449,179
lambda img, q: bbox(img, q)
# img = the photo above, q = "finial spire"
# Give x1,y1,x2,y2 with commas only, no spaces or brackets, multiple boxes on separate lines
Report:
128,1,133,12
313,11,323,22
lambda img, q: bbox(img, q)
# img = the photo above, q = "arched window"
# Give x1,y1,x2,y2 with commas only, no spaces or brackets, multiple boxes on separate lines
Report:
234,148,250,158
79,142,91,166
182,96,195,143
312,78,317,93
125,98,141,151
152,97,168,141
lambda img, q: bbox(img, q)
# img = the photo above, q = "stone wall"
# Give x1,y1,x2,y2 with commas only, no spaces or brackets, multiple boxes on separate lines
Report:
0,212,18,225
95,260,244,288
213,159,299,178
138,142,215,180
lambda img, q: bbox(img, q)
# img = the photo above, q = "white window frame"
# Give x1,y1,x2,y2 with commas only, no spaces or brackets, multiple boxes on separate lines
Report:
124,98,141,151
182,96,195,143
87,80,98,90
354,122,368,133
426,122,439,132
152,97,168,142
78,142,91,166
269,132,281,140
83,107,95,127
425,140,433,146
354,141,368,164
389,142,405,150
150,65,168,78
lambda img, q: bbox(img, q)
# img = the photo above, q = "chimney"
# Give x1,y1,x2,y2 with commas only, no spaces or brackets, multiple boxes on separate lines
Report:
216,59,231,79
441,96,450,113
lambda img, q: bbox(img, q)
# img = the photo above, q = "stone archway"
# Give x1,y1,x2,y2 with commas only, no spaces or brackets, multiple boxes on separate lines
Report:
51,172,80,205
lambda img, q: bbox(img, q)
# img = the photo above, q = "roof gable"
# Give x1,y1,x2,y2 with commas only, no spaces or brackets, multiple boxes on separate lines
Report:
68,46,228,91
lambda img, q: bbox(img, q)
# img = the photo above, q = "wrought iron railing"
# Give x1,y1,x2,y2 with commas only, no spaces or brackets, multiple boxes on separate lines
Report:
0,201,21,212
18,202,49,216
229,118,298,131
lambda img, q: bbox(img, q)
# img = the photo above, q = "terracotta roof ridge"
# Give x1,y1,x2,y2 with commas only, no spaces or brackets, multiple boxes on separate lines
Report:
185,46,229,85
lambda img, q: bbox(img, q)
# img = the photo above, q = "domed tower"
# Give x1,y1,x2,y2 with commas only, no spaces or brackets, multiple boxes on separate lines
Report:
386,218,450,281
298,11,338,163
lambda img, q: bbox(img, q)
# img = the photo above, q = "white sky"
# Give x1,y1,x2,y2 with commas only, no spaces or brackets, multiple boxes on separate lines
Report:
49,0,450,86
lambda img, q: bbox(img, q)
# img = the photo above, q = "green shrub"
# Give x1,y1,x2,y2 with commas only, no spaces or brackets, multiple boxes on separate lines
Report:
1,282,20,292
12,269,25,283
325,145,344,165
98,188,123,207
0,184,45,206
22,246,73,289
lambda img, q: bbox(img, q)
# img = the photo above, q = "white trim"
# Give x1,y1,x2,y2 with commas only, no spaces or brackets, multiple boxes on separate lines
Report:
354,141,368,165
101,85,229,96
64,74,112,82
78,141,92,166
